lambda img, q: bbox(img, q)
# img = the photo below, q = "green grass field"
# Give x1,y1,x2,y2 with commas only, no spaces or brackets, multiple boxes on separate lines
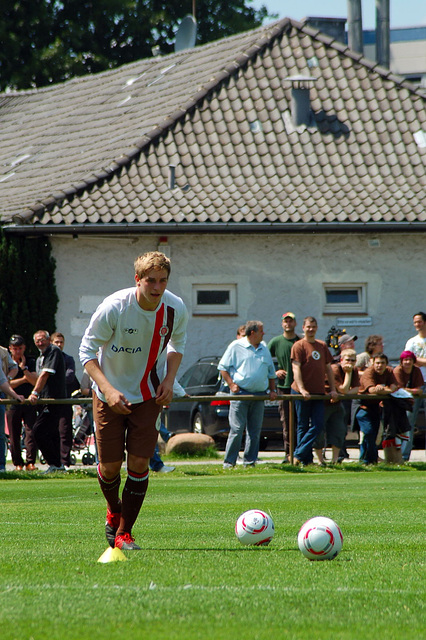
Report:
1,464,425,640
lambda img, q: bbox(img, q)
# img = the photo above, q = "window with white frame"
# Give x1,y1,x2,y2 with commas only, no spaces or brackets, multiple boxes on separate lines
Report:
192,284,237,315
323,284,367,314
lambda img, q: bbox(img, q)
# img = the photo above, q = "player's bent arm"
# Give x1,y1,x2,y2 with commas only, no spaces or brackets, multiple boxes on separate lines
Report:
84,359,131,414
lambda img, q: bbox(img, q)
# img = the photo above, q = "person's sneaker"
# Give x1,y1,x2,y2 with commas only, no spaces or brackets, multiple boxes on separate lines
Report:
25,464,38,471
42,465,66,474
157,465,175,473
105,509,121,548
114,533,141,551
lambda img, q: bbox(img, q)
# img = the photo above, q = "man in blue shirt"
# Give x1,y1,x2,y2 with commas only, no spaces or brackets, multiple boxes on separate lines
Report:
218,320,277,468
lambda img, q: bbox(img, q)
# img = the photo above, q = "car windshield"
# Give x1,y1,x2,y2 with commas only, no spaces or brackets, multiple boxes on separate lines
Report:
179,363,220,388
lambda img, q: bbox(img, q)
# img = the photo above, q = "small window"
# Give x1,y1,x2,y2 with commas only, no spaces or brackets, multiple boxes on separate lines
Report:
323,284,366,314
192,284,237,315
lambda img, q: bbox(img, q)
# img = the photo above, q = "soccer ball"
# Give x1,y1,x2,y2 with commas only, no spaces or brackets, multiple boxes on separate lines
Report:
297,516,343,560
235,509,275,546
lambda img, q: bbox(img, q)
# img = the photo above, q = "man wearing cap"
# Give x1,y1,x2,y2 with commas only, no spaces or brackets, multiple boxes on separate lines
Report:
337,333,357,357
404,312,426,459
7,335,38,470
268,312,300,463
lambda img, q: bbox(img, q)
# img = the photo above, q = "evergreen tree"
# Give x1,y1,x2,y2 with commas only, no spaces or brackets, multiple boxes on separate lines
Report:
0,0,273,91
0,231,58,354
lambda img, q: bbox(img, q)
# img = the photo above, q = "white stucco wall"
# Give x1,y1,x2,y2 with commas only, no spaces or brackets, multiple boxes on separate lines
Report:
52,232,425,380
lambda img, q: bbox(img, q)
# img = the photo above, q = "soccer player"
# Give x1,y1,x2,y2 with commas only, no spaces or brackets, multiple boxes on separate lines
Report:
79,251,188,550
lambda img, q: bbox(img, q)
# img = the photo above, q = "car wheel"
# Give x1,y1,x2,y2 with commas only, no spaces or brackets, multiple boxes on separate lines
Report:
192,411,204,434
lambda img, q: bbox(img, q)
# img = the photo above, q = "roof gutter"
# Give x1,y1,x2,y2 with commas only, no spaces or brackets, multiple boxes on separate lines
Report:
3,222,426,236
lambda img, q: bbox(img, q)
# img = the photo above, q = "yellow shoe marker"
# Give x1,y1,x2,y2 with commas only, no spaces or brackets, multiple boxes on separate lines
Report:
98,546,127,563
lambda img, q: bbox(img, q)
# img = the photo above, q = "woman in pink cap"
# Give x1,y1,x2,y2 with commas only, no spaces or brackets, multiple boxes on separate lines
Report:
393,351,424,460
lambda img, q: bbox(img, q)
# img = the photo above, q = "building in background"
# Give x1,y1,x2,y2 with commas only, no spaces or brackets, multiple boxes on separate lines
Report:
0,17,425,373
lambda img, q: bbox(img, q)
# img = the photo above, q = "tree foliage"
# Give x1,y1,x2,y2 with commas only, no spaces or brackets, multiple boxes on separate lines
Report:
0,0,273,91
0,231,58,353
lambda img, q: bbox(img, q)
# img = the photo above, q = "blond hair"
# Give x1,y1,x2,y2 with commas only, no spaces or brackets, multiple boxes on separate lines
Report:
134,251,171,278
340,348,356,360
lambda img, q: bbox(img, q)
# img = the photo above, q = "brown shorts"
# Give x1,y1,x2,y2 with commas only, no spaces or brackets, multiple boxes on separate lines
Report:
93,393,161,463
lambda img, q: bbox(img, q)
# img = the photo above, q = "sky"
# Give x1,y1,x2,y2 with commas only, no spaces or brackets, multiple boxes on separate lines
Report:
251,0,426,30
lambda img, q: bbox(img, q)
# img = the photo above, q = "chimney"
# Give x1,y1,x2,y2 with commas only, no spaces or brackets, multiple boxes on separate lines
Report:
286,76,318,127
302,17,347,43
347,0,364,54
376,0,390,68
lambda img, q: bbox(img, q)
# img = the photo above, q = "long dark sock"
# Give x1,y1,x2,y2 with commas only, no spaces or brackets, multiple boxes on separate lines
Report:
97,464,121,513
117,469,149,536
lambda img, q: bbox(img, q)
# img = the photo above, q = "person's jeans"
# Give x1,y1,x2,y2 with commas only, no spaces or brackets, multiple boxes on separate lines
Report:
224,390,265,466
149,420,172,471
403,384,426,460
0,404,6,468
292,391,325,464
356,406,380,464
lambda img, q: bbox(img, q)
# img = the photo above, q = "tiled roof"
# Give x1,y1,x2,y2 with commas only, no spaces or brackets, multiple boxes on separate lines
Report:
1,18,425,231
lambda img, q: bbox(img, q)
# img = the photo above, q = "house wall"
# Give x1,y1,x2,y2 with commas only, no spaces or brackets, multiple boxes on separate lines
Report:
52,232,424,380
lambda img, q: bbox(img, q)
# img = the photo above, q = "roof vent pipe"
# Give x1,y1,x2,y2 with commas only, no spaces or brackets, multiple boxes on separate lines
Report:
376,0,390,68
285,76,318,127
168,165,176,189
347,0,363,54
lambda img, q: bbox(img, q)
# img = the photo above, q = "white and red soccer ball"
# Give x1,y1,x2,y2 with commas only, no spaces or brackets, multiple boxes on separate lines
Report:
235,509,275,546
297,516,343,560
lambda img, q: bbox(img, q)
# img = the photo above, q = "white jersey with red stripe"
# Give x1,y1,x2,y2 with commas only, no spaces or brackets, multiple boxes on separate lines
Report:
79,287,188,404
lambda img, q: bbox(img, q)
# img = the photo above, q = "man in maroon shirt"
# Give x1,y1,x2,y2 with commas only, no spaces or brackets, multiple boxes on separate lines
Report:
291,317,337,465
357,353,397,464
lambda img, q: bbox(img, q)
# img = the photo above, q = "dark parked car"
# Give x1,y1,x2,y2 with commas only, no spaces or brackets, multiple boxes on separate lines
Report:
165,356,282,449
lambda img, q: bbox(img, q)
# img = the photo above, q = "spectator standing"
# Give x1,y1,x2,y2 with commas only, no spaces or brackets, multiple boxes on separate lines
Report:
291,316,338,466
6,335,38,470
28,330,67,473
149,381,186,473
149,421,175,473
51,332,79,467
393,349,424,461
404,312,426,456
79,251,188,551
357,353,398,464
313,349,360,464
268,312,300,463
336,334,358,459
236,324,246,339
356,335,384,371
0,345,18,472
0,368,25,470
219,320,277,468
336,333,357,359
